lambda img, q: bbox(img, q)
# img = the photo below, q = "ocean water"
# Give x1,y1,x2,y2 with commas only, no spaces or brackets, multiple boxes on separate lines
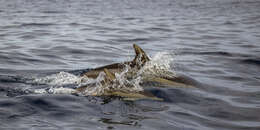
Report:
0,0,260,130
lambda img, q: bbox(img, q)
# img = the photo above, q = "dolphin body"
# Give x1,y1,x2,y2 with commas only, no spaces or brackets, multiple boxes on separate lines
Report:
76,44,197,100
76,68,163,101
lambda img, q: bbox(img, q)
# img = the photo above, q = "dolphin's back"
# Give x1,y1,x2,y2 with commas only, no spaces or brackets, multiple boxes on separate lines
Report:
82,62,130,78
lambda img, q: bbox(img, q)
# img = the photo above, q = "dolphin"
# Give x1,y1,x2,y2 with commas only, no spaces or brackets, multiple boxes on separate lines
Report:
82,44,196,88
76,68,163,101
73,44,199,100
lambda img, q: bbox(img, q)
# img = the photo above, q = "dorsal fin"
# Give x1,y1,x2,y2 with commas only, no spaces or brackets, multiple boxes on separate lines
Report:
104,68,116,81
132,44,150,68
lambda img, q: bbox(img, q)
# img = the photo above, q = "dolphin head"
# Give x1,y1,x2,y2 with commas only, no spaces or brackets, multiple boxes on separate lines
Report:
131,44,150,68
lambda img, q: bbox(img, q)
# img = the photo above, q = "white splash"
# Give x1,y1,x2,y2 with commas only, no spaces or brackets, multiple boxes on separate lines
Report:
138,51,176,78
32,71,93,86
112,67,143,92
31,71,94,94
79,69,143,96
33,71,81,85
33,87,76,94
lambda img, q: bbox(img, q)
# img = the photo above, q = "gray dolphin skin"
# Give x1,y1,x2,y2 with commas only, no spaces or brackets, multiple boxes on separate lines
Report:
76,44,197,100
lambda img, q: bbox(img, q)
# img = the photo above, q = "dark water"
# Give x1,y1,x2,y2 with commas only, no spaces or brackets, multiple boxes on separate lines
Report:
1,0,260,129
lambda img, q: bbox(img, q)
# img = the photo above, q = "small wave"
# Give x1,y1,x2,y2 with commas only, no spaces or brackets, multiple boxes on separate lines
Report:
241,58,260,66
198,51,233,57
41,11,66,14
223,21,236,25
146,27,173,32
20,23,56,27
112,37,158,43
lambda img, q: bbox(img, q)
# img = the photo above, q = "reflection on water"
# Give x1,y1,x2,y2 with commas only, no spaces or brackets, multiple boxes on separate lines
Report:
0,0,260,130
